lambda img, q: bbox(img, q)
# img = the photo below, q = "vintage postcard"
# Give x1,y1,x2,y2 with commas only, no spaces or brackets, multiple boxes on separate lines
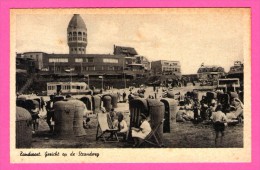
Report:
9,7,251,164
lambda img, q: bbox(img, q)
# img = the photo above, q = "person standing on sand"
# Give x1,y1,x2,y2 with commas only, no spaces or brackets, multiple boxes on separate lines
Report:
46,95,55,133
122,91,126,102
117,91,121,102
210,105,228,146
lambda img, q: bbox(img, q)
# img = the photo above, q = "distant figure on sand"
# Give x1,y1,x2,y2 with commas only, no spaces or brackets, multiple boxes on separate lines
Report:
122,91,127,102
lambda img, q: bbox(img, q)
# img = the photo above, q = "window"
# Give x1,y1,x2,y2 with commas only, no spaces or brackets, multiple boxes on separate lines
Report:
170,62,178,66
75,66,81,71
78,37,82,40
75,58,83,62
73,32,77,36
108,66,114,70
78,32,82,36
73,37,77,40
49,58,68,63
48,86,55,90
103,58,119,63
83,38,86,41
88,66,95,71
87,58,94,63
55,66,61,71
114,66,121,71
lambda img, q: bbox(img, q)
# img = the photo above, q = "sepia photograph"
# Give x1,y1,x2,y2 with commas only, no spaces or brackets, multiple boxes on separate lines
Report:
10,8,251,163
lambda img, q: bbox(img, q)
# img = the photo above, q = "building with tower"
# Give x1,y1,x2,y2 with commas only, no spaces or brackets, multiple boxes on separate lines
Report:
16,14,151,81
67,14,88,54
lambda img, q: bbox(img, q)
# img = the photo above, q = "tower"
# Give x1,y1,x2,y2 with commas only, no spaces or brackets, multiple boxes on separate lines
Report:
67,14,87,54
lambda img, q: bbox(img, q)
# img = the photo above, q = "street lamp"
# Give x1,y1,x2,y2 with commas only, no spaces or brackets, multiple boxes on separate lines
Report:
84,74,90,86
123,59,126,89
87,75,90,87
102,76,104,90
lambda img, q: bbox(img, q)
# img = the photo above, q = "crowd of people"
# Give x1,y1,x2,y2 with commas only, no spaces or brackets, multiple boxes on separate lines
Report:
175,91,244,124
16,83,244,147
175,90,243,146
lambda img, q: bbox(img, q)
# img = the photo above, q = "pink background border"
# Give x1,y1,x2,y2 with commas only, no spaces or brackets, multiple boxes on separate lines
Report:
0,0,259,169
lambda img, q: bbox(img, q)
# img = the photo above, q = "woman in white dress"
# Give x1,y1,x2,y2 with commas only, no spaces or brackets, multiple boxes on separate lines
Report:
131,113,151,147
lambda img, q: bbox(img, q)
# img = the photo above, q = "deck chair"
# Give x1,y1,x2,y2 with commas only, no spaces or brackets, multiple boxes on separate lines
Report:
137,119,165,147
96,113,119,142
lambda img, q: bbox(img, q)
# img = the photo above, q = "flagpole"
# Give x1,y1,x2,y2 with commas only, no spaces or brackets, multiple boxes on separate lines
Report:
70,68,72,83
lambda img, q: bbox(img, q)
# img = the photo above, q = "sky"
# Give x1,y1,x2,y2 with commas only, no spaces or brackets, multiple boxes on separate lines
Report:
14,8,250,74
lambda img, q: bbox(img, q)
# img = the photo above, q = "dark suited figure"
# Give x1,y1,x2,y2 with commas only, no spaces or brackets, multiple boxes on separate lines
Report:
46,95,55,133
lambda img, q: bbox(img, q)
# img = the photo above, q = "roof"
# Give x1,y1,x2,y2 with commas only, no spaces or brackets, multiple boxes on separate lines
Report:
16,107,32,121
46,53,124,58
47,82,87,85
127,64,144,66
197,65,225,73
200,65,220,68
68,14,87,30
151,60,180,63
114,45,138,56
23,52,48,55
17,95,41,101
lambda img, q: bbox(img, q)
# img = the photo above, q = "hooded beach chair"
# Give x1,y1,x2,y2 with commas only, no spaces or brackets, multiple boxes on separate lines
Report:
96,112,119,142
137,119,165,147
